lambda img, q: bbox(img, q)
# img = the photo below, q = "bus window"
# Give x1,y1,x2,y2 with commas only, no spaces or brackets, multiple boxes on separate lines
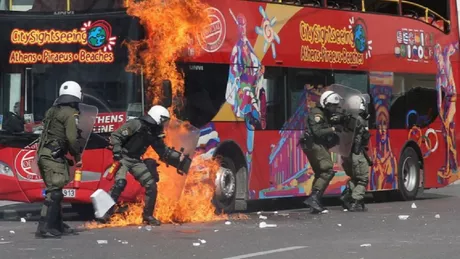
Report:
364,0,400,16
27,63,143,123
287,68,333,117
333,72,368,93
390,73,438,129
179,63,229,128
263,66,286,130
1,73,24,133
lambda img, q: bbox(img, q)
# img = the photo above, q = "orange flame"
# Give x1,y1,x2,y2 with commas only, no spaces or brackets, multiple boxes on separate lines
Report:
123,0,210,109
84,0,241,229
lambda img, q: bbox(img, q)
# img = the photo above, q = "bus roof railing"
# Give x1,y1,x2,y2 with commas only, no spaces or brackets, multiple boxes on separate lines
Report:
381,0,450,25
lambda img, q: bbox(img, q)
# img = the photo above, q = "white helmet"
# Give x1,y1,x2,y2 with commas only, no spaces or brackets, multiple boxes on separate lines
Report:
59,81,82,100
347,95,366,111
147,105,170,125
320,90,341,108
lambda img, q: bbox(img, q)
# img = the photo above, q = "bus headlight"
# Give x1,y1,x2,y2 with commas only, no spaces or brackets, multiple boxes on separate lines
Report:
0,162,14,177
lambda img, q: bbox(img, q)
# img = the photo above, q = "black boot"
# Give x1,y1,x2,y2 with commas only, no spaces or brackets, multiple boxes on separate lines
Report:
349,199,367,212
96,179,127,224
35,193,63,238
142,183,161,226
56,203,78,235
339,187,352,210
304,190,325,213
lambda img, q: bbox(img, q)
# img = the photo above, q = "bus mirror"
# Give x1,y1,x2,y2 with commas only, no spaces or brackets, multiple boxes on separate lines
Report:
161,79,173,108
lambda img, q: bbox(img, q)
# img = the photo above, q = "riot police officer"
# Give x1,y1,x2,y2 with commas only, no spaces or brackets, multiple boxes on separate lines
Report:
98,105,186,226
339,95,372,212
35,81,84,238
301,90,342,213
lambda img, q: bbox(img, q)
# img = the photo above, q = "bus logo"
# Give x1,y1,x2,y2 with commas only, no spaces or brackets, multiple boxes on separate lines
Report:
81,20,117,52
197,7,226,53
14,143,42,182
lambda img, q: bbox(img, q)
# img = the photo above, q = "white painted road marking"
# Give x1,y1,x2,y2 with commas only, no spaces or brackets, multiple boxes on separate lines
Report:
222,246,307,259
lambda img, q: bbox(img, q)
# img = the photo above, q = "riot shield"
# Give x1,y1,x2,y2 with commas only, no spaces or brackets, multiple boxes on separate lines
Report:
77,103,99,152
324,84,365,157
160,119,201,214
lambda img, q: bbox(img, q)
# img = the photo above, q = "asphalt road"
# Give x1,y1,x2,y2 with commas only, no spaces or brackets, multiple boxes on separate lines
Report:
1,186,460,259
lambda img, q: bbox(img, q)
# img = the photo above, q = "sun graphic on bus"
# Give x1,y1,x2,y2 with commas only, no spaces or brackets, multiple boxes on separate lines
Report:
348,17,372,59
81,20,117,52
255,6,280,59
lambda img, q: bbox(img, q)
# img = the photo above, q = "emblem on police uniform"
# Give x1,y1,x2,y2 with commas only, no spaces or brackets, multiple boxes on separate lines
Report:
122,129,129,136
314,115,321,122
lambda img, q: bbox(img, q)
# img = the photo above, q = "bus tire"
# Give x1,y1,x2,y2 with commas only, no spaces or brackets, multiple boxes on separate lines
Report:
397,147,420,201
71,203,95,220
212,156,237,214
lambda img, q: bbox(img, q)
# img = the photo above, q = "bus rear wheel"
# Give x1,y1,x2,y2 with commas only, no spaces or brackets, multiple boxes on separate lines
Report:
71,203,95,220
397,147,421,201
212,157,237,214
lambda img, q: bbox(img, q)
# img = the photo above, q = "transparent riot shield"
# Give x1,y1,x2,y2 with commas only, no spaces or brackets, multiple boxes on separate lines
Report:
161,119,201,208
30,103,98,177
77,103,99,151
326,84,365,157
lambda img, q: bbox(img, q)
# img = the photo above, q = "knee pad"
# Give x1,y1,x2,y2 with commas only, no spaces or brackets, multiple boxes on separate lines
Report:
50,190,64,202
115,179,127,190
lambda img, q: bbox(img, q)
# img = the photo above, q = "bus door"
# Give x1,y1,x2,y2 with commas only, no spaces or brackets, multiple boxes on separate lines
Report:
0,70,32,202
10,66,47,201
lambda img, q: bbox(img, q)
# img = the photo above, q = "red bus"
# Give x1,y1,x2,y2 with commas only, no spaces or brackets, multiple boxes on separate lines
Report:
0,0,458,216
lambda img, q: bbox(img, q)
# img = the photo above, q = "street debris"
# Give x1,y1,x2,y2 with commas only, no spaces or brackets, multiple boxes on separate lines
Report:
435,214,440,219
20,218,26,223
259,221,277,228
360,244,372,247
145,226,152,231
337,224,342,227
398,215,409,220
193,243,200,246
273,211,278,214
97,240,108,244
121,241,128,245
411,203,417,209
259,215,267,220
257,211,262,215
9,231,15,234
199,239,206,244
214,230,219,232
225,221,231,225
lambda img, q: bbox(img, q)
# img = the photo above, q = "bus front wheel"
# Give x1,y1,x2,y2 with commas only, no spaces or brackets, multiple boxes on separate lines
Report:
397,147,421,200
212,156,237,214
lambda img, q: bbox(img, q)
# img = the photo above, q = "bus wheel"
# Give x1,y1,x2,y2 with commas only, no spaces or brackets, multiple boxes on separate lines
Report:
71,203,95,220
212,157,237,214
397,147,420,200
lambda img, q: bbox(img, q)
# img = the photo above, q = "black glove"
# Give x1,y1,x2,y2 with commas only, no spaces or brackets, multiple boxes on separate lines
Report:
66,158,75,167
329,115,342,124
113,152,122,161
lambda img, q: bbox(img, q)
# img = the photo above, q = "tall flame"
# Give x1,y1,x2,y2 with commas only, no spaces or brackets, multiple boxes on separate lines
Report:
85,0,236,228
124,0,210,107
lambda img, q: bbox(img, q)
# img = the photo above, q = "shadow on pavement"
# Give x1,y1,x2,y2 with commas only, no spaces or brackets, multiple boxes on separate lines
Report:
0,188,453,222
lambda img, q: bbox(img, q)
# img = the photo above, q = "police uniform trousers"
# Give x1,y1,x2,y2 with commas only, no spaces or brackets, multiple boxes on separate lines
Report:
341,152,369,201
109,156,158,217
37,147,71,232
305,143,335,194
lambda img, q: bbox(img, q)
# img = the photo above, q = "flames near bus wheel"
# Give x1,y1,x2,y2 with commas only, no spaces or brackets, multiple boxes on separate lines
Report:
85,0,240,228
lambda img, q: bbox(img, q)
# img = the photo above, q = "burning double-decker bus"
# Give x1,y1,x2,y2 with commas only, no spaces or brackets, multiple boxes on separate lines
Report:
0,0,459,222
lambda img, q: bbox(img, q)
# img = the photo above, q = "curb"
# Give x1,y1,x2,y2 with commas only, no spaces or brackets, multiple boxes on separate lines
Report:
0,203,72,221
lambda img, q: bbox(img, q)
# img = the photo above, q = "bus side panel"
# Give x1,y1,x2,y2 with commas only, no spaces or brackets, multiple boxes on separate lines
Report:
0,147,30,202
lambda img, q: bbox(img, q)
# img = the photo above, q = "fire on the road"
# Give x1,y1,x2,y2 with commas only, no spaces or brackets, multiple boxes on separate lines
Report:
85,0,233,228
